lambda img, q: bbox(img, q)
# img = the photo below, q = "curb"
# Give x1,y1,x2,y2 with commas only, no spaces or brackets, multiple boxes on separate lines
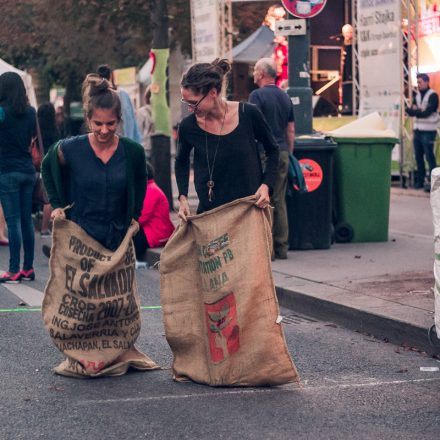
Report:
276,286,438,356
146,248,439,357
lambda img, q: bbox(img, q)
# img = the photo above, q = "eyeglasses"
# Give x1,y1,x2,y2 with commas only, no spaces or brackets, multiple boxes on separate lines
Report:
180,93,208,110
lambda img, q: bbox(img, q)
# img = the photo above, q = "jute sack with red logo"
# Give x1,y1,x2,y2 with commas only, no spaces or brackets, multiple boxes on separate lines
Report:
160,196,299,386
42,219,159,378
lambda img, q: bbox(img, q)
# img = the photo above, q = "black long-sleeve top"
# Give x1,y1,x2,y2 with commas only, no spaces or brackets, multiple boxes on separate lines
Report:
406,88,439,118
175,102,279,213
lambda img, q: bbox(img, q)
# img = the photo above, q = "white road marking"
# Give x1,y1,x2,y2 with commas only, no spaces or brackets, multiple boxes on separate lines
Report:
77,377,440,405
0,271,44,307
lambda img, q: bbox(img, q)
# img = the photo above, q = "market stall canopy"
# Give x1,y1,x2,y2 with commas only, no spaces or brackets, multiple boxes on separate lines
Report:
138,56,154,85
0,58,37,108
232,25,275,64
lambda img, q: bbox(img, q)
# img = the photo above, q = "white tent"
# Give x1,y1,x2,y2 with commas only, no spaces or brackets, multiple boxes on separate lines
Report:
0,58,37,108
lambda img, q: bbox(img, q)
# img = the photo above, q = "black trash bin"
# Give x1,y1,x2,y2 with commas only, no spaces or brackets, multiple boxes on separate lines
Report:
286,136,337,250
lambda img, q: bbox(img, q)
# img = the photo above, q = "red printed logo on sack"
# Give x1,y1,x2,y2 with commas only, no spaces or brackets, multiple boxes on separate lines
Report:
204,292,240,363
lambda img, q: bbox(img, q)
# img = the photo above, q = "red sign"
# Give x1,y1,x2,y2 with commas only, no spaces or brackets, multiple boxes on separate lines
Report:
418,12,440,37
297,159,323,192
281,0,327,19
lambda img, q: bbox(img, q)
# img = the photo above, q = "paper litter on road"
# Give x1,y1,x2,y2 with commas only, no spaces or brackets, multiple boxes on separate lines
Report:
420,367,439,372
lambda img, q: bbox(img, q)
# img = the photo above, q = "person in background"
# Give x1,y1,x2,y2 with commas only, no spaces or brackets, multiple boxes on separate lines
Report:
0,72,37,283
37,102,60,236
55,105,67,138
136,86,154,158
0,206,9,246
406,73,439,190
97,64,142,144
133,162,174,260
340,24,353,115
250,57,295,260
42,74,147,252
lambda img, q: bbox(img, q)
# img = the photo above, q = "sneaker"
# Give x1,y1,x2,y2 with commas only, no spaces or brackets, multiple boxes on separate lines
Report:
0,271,22,283
21,268,35,281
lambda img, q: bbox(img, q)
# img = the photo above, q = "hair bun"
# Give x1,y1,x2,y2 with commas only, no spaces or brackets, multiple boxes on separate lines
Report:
211,58,231,76
84,74,112,98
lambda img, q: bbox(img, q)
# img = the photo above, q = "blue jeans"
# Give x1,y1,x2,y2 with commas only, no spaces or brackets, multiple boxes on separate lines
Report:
0,172,36,273
413,130,437,186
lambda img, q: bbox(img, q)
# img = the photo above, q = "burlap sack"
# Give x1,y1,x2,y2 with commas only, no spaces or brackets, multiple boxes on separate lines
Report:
42,218,159,378
160,196,299,386
431,168,440,337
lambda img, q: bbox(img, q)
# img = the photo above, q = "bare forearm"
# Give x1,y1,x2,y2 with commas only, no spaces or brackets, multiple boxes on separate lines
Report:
286,123,295,153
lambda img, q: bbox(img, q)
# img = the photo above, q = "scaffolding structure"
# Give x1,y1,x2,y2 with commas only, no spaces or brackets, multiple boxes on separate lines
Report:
351,0,360,118
219,0,233,61
190,0,233,62
401,0,419,185
351,0,419,184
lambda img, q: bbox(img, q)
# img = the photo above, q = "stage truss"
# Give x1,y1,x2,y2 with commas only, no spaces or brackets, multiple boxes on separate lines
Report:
351,0,419,184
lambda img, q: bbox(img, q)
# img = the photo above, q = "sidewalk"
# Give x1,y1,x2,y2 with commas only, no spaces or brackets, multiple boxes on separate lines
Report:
148,184,439,356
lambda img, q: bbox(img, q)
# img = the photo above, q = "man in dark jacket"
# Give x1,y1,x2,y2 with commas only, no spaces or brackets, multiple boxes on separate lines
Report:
250,58,295,259
406,73,439,189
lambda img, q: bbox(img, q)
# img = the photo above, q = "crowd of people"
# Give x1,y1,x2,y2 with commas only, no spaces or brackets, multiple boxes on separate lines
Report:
3,56,437,385
0,56,299,286
1,58,437,276
0,66,174,283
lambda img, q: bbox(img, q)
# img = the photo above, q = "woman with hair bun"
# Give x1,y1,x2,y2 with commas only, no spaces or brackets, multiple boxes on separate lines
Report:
176,58,279,218
42,74,147,251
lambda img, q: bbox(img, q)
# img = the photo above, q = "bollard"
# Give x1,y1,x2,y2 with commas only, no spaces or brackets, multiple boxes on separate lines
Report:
429,168,440,338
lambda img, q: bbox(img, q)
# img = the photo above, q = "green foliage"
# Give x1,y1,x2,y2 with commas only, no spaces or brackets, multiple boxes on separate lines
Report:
0,0,159,100
232,1,272,45
0,0,266,99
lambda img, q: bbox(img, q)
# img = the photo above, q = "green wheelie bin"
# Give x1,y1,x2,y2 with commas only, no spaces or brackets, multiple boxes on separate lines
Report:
331,136,399,243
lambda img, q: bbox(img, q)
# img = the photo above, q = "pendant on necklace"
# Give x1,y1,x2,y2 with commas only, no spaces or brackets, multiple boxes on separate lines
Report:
207,180,215,202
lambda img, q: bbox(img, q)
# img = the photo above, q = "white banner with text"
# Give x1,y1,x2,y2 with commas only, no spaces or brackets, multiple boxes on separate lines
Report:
190,0,220,63
358,0,402,136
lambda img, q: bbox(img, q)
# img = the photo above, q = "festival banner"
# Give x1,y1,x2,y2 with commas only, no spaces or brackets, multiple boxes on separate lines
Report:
190,0,220,63
358,0,402,136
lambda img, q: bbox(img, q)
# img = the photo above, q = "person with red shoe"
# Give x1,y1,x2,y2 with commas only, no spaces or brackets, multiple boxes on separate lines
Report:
0,72,37,283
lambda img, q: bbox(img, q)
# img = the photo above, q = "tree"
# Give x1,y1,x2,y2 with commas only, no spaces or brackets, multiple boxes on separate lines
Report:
0,0,154,106
0,0,270,102
150,0,173,208
232,1,272,45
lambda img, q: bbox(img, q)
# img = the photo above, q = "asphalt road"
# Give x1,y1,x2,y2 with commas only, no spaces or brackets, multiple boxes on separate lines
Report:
0,239,439,440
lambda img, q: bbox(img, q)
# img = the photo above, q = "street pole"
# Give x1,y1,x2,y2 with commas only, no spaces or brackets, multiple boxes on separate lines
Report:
287,18,313,136
150,0,173,209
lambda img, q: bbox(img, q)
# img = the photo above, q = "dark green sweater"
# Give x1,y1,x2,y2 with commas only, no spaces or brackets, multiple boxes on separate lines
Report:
41,137,147,228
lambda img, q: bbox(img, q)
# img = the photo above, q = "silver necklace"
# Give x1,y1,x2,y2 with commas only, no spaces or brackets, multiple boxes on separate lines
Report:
205,101,228,202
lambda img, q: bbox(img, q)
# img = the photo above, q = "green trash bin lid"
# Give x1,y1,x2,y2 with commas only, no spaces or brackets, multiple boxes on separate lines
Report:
331,136,399,145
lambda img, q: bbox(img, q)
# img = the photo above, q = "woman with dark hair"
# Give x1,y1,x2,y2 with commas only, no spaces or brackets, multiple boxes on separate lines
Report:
38,102,59,155
37,102,60,236
0,72,37,283
42,74,147,251
176,59,279,218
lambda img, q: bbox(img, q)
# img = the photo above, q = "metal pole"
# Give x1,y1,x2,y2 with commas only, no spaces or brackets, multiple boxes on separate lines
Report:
287,18,313,135
351,0,359,116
